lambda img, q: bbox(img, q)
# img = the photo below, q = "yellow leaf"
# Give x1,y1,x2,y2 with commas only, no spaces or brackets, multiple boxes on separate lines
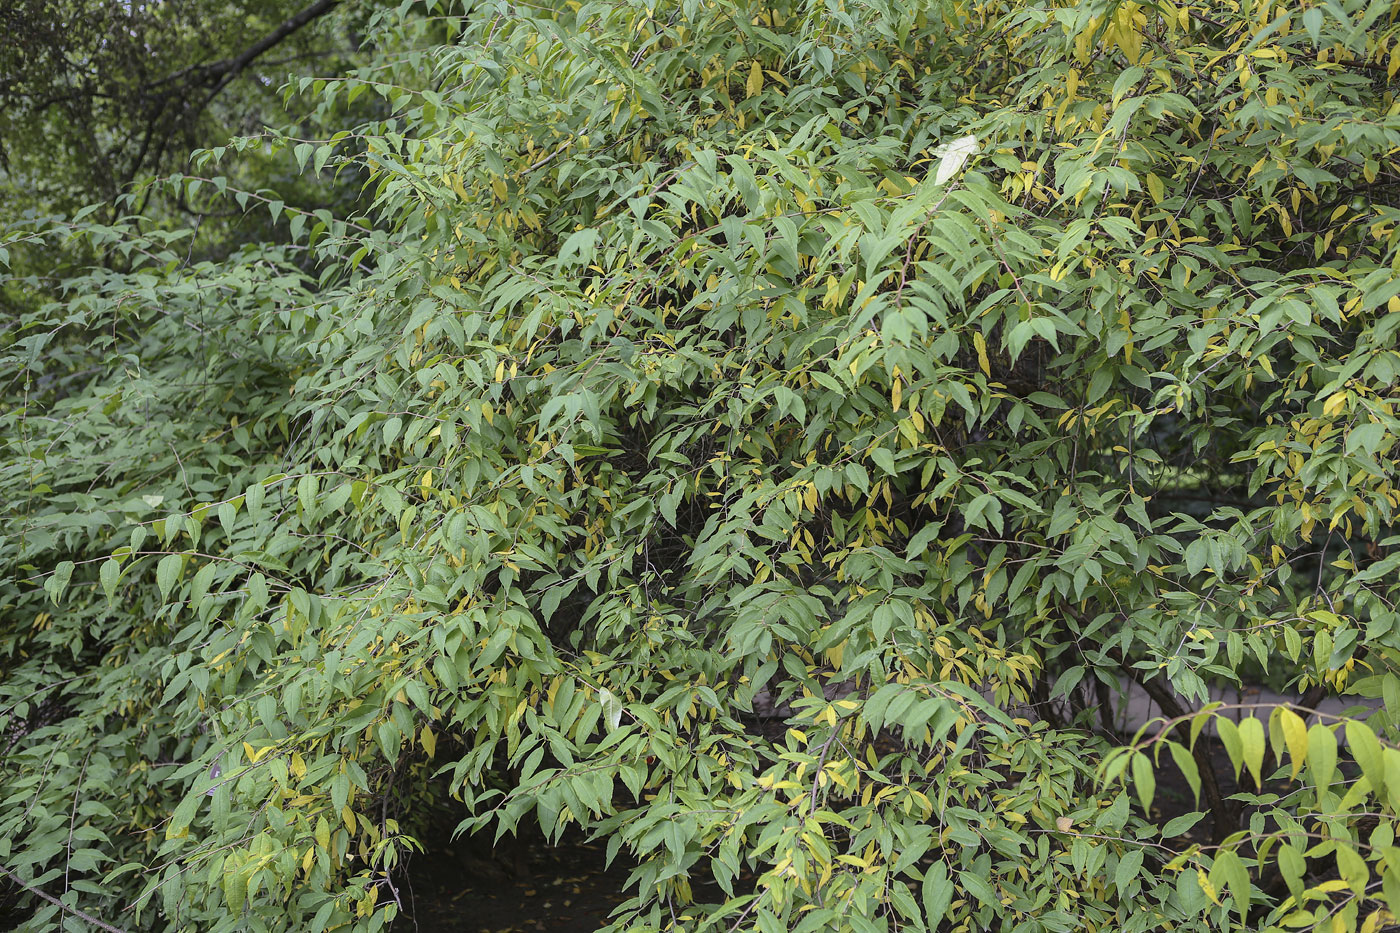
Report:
823,275,842,309
892,377,903,412
421,726,437,758
1197,869,1221,905
1276,706,1304,778
747,61,764,98
973,332,991,377
1145,172,1164,203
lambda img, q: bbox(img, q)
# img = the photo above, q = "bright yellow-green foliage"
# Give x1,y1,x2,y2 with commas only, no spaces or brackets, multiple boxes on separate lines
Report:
5,1,1400,932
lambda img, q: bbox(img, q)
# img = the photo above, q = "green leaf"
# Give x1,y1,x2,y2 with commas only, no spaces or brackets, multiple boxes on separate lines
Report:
1303,6,1323,44
1335,842,1368,896
1166,742,1201,807
1345,719,1384,798
1131,752,1155,811
922,861,952,927
223,855,247,912
1209,850,1251,925
165,792,200,841
46,560,74,605
99,558,121,602
156,553,183,601
1277,843,1305,900
1160,811,1204,838
189,561,216,610
1114,848,1144,894
1308,723,1338,793
1216,715,1243,780
870,446,897,475
383,417,403,447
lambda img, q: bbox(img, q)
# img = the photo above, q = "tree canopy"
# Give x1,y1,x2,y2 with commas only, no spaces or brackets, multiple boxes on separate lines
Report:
5,1,1400,932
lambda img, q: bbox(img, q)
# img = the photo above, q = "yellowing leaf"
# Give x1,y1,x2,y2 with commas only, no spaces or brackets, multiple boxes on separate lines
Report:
1277,707,1307,779
1238,716,1265,788
1145,172,1165,203
1198,869,1220,905
747,61,763,98
973,331,991,377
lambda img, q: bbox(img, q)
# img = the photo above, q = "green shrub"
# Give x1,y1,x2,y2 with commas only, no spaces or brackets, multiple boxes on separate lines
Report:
5,1,1400,931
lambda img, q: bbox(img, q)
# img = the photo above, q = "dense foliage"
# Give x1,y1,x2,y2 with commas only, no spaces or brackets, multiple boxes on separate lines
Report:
6,0,1400,931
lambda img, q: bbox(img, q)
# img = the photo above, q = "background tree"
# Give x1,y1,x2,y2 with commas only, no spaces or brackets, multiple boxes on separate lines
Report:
0,0,349,212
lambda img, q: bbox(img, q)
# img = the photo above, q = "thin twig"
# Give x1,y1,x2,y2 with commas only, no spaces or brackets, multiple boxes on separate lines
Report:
0,865,131,933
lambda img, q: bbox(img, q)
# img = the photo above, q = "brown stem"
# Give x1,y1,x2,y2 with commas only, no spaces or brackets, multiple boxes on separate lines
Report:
1121,664,1240,844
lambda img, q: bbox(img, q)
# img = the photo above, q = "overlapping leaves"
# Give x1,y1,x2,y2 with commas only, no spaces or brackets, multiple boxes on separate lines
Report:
5,1,1400,932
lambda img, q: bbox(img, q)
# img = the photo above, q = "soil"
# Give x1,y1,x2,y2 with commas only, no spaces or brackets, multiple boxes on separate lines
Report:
396,827,638,933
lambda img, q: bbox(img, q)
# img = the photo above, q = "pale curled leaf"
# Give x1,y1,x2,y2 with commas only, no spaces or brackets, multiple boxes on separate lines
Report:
931,135,978,186
599,688,623,731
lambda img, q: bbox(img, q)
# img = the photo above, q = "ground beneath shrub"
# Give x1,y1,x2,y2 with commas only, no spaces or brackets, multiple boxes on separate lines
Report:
398,829,636,933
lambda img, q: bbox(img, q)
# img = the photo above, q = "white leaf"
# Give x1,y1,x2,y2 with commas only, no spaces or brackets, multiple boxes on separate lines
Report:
932,134,979,186
598,688,623,731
